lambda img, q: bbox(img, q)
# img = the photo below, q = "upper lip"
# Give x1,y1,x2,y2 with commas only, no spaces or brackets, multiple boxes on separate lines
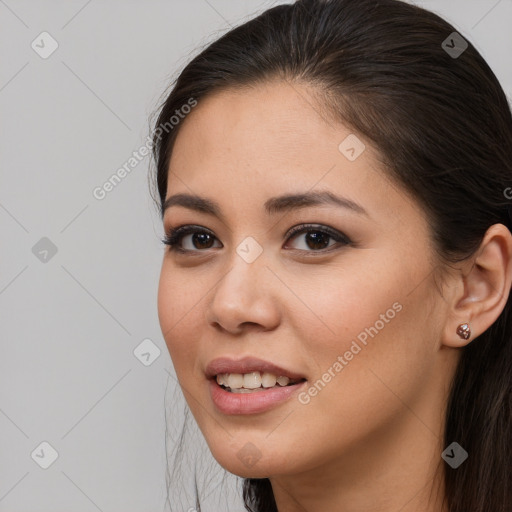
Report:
205,356,307,381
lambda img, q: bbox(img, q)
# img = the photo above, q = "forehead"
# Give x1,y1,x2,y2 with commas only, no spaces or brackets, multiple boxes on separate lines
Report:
171,80,345,163
169,82,373,184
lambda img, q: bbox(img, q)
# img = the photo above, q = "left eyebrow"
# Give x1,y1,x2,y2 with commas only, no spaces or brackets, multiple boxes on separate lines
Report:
162,190,368,219
264,190,368,216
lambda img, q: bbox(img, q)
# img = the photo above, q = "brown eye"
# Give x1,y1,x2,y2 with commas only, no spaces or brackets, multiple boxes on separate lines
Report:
162,226,222,253
285,224,351,253
162,223,351,254
188,232,216,250
289,230,334,250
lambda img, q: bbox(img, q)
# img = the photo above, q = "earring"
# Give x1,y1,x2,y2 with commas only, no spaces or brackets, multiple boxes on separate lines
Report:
456,323,471,340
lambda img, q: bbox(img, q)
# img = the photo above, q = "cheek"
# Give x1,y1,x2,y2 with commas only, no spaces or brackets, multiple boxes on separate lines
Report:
293,251,436,405
288,258,406,359
157,263,204,376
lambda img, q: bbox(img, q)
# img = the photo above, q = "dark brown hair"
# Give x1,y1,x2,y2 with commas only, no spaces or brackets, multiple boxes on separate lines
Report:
151,1,512,510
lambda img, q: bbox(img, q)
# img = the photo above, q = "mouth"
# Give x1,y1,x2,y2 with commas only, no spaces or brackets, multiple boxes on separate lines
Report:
205,356,308,414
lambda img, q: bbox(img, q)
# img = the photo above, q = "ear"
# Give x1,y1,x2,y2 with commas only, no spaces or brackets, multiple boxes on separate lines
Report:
442,223,512,348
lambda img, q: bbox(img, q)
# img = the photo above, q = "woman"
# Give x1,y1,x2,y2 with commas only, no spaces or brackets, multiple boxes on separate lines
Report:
151,0,512,510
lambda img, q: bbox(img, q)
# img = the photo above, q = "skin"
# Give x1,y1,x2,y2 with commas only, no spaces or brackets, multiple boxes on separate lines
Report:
157,80,512,512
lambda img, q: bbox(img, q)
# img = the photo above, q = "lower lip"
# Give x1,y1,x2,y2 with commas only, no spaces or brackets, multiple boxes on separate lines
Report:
209,379,307,415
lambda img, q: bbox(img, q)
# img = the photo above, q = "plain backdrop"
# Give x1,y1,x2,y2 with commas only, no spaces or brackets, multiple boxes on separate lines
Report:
1,0,511,511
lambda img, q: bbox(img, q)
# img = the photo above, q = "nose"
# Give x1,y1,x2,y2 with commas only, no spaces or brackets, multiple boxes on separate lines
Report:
205,251,281,335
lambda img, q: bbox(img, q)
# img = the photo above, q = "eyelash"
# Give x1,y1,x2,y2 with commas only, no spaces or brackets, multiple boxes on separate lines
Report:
161,223,352,255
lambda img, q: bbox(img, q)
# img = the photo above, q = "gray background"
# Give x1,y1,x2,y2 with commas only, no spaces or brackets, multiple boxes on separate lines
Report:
1,1,511,511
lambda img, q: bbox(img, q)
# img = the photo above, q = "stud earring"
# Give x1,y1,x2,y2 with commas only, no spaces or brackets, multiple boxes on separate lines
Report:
456,323,471,340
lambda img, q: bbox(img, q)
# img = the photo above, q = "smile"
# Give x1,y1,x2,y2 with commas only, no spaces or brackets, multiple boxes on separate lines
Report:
205,356,308,415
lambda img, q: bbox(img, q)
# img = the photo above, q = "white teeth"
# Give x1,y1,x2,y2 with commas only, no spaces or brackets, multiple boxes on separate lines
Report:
226,373,244,389
217,371,301,390
216,373,230,386
261,372,277,388
243,372,262,389
276,376,290,386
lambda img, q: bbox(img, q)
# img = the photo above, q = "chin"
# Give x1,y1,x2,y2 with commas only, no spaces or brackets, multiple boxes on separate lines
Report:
208,441,297,479
225,464,271,479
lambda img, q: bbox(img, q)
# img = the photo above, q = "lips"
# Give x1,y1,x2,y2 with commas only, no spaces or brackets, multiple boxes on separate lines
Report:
205,356,307,381
205,356,308,414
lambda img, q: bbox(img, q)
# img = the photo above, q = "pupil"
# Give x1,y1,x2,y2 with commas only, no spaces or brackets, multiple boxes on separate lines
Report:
306,232,329,250
193,233,213,249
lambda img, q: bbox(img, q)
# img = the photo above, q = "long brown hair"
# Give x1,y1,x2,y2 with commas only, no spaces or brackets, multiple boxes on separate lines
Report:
151,1,512,510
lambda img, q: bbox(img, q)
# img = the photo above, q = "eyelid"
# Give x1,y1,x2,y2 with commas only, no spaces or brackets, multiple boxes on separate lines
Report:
161,223,353,254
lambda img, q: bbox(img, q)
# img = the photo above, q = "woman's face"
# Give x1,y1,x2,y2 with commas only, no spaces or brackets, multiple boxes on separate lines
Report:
158,80,455,480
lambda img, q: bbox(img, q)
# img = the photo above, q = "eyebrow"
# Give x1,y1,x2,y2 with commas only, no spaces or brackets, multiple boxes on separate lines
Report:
162,190,368,219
